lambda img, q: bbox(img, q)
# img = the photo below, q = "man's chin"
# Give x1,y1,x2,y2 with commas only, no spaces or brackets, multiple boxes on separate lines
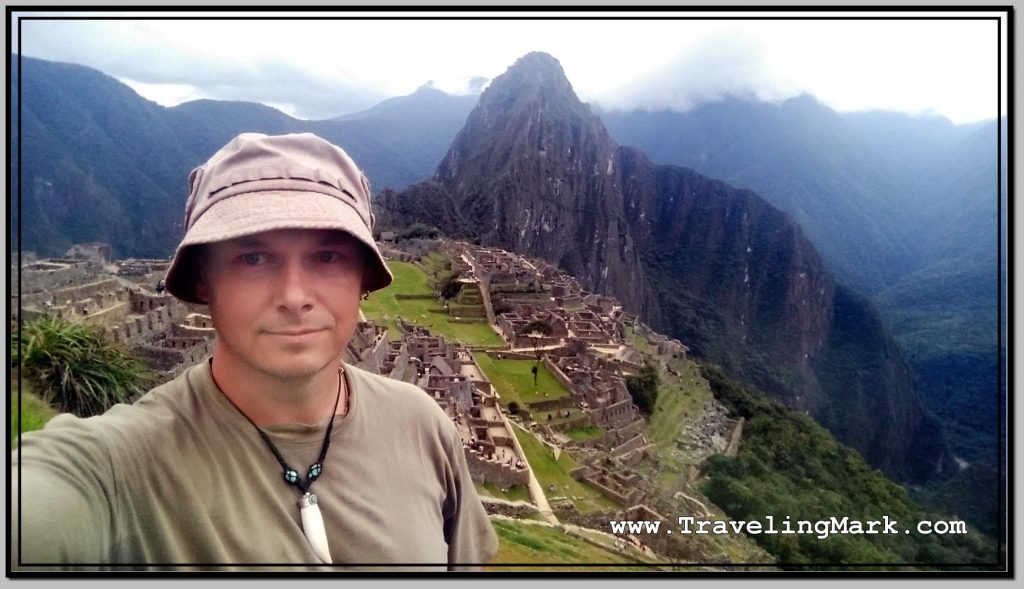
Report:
257,359,338,382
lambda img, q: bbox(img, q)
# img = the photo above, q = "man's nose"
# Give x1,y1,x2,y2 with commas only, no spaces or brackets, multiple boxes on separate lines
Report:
275,259,314,312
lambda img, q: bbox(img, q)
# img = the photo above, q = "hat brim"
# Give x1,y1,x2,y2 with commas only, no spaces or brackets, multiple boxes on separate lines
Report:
164,190,393,304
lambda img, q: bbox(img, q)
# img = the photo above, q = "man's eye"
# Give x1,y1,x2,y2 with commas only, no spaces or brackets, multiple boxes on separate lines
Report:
241,253,265,265
317,251,341,263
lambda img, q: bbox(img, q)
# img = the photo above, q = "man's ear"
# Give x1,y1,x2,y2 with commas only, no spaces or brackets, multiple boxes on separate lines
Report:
194,279,210,305
190,246,211,304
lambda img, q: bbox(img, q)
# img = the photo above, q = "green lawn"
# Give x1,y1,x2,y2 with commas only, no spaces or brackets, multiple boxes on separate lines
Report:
488,518,653,570
360,260,505,347
563,426,604,442
477,482,533,504
419,250,452,279
512,426,619,514
11,380,56,443
475,355,571,406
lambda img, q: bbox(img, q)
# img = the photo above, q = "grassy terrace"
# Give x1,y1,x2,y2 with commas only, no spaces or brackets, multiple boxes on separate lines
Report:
563,426,604,442
11,381,55,443
474,355,570,406
476,482,533,504
360,259,505,347
622,324,716,491
512,426,619,514
488,518,652,571
646,359,711,450
623,324,710,450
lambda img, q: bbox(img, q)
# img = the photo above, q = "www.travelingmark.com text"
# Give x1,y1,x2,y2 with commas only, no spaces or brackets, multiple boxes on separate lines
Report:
608,516,968,540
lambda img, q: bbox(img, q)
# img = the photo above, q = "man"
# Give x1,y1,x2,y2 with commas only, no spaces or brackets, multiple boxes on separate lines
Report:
12,133,498,570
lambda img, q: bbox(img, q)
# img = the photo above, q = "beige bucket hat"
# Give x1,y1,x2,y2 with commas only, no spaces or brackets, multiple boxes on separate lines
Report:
164,132,393,304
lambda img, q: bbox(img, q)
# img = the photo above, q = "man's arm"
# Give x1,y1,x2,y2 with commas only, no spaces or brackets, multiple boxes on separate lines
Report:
11,415,117,567
442,426,499,570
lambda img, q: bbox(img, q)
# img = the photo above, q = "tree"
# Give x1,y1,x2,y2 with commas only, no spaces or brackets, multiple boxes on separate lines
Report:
625,360,659,415
16,316,154,417
519,319,552,385
398,223,440,240
438,270,463,300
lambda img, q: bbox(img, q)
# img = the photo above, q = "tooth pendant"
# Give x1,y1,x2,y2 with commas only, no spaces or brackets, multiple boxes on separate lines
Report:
299,493,332,564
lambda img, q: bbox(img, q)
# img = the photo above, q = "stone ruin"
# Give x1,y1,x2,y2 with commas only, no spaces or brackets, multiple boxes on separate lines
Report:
346,319,530,489
17,250,216,380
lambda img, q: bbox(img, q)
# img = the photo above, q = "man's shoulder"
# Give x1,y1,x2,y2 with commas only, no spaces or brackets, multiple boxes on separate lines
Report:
23,362,211,444
345,364,455,428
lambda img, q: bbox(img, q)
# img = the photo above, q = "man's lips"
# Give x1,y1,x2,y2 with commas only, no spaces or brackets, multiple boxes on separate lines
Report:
265,327,328,337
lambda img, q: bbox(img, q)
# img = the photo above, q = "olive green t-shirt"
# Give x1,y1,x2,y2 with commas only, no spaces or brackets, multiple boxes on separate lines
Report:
11,360,498,571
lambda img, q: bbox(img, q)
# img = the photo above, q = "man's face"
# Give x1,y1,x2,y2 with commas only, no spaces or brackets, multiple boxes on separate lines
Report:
195,228,365,381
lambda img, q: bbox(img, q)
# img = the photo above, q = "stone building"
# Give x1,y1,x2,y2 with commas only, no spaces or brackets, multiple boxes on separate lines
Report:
18,249,217,380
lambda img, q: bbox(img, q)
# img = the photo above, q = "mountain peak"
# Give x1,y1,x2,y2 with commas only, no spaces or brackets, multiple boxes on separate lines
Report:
412,84,450,97
484,51,578,106
510,51,563,71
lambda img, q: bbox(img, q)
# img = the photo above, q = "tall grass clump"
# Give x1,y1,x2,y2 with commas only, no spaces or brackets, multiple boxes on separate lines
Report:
14,316,153,417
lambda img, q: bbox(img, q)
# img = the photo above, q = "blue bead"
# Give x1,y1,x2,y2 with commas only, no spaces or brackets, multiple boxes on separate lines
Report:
284,469,299,484
308,463,322,480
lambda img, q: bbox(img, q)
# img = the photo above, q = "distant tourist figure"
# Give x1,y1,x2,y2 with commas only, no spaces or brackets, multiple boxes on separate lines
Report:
13,133,497,569
155,279,165,294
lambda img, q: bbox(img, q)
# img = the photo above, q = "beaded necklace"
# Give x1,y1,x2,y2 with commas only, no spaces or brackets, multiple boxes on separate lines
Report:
219,367,347,564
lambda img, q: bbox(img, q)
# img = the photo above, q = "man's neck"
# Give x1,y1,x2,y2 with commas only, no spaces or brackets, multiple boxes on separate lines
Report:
209,347,344,427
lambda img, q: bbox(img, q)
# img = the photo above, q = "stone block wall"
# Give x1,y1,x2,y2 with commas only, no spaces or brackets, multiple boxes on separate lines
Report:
579,474,630,506
527,397,577,412
543,357,577,394
107,302,188,347
479,498,540,518
612,418,645,442
611,433,647,458
589,397,637,429
81,301,131,328
134,344,187,372
465,447,530,487
20,262,95,294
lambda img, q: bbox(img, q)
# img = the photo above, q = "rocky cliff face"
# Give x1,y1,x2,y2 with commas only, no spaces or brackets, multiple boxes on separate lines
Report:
617,147,833,409
432,52,649,314
376,52,950,483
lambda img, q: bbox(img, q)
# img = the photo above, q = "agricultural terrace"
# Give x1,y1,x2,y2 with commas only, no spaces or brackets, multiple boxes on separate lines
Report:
487,518,655,571
512,425,620,514
360,258,504,347
476,482,532,504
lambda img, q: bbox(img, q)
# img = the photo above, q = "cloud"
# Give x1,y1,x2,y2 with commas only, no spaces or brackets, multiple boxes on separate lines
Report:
592,32,802,113
15,17,999,124
19,20,387,119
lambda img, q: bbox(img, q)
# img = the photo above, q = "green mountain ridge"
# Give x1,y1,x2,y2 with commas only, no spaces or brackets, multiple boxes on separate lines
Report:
12,55,476,259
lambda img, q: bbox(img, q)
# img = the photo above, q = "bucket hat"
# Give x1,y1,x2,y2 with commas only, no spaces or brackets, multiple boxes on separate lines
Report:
164,132,393,304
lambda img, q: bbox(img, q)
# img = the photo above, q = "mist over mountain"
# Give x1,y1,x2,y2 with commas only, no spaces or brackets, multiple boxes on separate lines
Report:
377,52,951,484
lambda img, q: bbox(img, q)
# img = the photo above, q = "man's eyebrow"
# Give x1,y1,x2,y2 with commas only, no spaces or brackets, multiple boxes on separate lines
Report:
317,234,358,246
229,237,268,248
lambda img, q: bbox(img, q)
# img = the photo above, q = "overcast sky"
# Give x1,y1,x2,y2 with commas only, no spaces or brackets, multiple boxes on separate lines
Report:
11,9,1007,124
